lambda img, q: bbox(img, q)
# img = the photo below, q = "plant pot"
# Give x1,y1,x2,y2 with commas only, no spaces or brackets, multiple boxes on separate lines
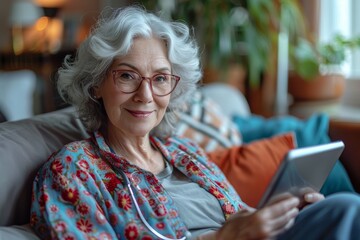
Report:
203,64,247,94
288,72,346,101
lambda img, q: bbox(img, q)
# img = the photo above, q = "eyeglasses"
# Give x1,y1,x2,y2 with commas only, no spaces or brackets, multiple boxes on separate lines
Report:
112,70,180,97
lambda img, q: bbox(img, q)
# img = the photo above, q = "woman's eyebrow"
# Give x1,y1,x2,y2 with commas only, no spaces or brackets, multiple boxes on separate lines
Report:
113,63,171,73
155,67,171,73
112,63,137,70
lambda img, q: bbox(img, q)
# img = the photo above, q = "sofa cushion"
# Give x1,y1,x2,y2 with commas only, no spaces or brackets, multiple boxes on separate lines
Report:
207,132,296,207
0,70,37,121
175,91,242,152
0,107,89,226
199,83,251,117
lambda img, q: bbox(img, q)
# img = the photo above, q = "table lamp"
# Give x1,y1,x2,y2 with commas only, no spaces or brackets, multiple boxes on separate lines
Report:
34,0,66,53
9,1,43,55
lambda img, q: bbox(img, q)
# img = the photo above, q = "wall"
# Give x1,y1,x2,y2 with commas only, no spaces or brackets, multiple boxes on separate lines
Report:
0,0,13,51
342,78,360,108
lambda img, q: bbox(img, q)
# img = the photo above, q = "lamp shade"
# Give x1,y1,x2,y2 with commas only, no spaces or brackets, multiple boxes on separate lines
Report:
9,1,43,26
34,0,66,8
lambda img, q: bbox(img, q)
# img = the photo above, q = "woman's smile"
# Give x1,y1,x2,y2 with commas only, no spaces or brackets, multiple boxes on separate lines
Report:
126,109,154,118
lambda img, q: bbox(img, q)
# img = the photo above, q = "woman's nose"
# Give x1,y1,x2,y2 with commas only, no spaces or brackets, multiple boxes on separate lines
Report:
133,79,153,102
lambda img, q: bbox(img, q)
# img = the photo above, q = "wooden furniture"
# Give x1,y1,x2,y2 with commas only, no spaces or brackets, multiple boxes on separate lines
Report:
329,119,360,192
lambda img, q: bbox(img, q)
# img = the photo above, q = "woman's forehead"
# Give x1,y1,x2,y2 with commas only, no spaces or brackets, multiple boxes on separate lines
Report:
111,37,171,69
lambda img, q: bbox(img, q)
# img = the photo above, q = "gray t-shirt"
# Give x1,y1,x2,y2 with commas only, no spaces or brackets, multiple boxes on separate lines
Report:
157,161,225,238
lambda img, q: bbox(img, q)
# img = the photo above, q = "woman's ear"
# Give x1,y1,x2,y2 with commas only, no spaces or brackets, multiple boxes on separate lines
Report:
92,86,101,99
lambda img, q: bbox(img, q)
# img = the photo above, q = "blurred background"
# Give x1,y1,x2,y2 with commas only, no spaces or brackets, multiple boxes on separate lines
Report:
0,0,359,122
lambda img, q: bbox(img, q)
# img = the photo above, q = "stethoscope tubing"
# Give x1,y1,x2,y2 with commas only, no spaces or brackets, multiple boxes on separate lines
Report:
119,169,188,240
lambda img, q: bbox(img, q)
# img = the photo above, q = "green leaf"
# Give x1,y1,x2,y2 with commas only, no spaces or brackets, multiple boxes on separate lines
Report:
295,58,319,80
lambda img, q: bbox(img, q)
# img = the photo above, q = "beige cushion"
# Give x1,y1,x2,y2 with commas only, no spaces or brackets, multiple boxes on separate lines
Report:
199,83,251,117
0,107,89,226
175,91,242,152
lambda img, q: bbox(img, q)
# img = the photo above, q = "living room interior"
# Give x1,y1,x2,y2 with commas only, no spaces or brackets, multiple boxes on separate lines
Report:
0,0,360,238
1,0,360,118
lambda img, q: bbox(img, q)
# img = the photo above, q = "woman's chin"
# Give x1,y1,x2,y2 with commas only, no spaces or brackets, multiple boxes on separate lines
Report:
128,128,152,138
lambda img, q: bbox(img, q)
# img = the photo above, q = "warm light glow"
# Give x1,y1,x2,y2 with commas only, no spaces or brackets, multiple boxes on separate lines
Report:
12,27,24,55
12,16,64,54
33,0,66,8
46,18,64,53
35,17,49,31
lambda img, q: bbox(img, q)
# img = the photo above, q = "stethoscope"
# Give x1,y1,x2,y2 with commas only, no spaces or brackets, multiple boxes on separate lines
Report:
117,167,191,240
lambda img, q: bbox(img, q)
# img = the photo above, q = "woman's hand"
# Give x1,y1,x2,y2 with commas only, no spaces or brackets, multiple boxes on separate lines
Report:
297,188,325,209
216,194,300,240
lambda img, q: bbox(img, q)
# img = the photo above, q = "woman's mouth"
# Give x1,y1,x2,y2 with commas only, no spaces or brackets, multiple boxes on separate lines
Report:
127,110,153,118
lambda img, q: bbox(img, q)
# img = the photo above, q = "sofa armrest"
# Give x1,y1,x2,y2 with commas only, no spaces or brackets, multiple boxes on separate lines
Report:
0,224,39,240
329,119,360,192
0,107,89,226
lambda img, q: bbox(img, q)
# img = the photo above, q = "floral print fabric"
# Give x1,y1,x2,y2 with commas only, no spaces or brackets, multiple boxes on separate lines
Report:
30,131,247,239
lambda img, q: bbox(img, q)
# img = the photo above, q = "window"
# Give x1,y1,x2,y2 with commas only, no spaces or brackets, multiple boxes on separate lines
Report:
319,0,360,78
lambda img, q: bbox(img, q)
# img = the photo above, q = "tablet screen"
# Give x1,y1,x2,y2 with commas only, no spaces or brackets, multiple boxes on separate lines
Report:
257,141,345,208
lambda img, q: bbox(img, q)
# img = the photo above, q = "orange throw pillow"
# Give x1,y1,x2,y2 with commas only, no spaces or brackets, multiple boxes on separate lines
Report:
207,132,296,208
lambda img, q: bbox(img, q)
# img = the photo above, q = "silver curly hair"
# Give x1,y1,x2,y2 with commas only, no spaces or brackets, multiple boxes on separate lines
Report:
57,5,202,138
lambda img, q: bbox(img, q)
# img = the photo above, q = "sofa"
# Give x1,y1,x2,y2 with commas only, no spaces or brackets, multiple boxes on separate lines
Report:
0,83,358,239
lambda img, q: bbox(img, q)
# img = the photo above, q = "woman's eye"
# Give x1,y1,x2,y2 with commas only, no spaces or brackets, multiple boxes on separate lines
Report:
154,75,168,82
120,72,135,80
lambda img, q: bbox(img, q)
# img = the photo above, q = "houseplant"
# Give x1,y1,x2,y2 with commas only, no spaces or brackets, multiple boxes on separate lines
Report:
241,1,360,104
140,0,241,67
168,0,246,87
288,34,360,101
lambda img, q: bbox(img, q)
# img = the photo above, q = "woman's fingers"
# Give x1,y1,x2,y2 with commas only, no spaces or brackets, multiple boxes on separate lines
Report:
258,196,300,237
217,195,302,240
304,192,325,203
266,205,299,232
267,189,325,210
263,195,300,217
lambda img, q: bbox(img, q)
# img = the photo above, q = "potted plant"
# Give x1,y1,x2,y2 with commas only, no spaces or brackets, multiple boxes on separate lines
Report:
288,34,360,101
140,0,242,74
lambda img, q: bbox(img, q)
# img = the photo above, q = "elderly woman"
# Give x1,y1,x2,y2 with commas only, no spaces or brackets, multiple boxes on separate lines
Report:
30,5,360,240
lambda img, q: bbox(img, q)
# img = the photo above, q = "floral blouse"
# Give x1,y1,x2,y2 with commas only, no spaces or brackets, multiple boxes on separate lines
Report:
30,131,247,239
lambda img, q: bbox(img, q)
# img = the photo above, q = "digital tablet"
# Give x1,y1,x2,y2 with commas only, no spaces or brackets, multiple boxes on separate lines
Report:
257,141,345,208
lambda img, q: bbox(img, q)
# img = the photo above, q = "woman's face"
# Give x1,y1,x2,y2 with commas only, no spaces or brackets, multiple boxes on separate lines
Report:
96,37,172,138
